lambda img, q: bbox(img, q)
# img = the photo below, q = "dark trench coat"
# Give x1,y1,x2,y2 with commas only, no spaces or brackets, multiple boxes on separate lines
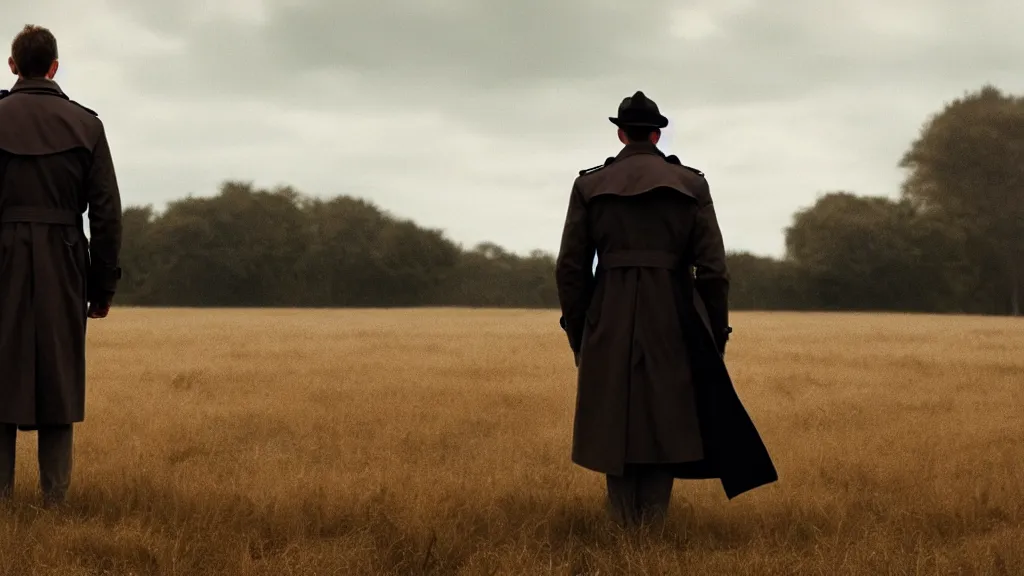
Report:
555,142,777,499
0,79,122,427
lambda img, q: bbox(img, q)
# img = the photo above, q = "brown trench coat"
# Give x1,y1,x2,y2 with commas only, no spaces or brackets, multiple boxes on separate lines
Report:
555,142,776,499
0,79,122,427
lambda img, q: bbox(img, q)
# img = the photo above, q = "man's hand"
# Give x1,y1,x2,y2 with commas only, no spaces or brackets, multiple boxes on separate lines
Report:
718,326,733,358
87,295,112,319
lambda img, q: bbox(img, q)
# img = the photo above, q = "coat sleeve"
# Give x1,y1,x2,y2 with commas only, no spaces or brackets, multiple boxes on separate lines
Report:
85,125,123,304
554,181,595,357
692,179,730,353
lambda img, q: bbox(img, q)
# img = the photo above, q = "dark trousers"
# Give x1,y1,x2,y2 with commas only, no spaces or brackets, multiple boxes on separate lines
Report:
606,464,675,527
0,424,74,505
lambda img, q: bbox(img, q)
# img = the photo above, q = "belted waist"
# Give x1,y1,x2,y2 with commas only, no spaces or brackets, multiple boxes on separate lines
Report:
0,207,80,225
599,250,682,269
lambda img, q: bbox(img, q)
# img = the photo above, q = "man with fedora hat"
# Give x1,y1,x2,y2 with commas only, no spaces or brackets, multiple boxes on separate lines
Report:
555,91,776,527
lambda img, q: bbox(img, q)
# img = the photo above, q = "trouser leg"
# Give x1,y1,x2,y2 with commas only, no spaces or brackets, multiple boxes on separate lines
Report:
635,465,674,524
606,467,640,527
38,424,73,505
606,464,674,527
0,424,15,500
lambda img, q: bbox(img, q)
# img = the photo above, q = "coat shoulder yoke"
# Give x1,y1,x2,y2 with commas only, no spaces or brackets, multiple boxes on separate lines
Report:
0,87,97,116
582,152,705,178
0,90,101,156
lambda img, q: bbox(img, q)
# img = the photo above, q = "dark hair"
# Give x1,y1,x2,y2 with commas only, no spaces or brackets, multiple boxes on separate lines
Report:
622,126,660,143
11,24,58,78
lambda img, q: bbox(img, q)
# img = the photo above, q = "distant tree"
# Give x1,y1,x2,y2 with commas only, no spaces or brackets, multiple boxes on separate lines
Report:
784,192,963,311
297,196,387,306
116,205,157,303
141,181,308,306
374,218,461,306
113,182,561,309
726,252,806,310
899,85,1024,315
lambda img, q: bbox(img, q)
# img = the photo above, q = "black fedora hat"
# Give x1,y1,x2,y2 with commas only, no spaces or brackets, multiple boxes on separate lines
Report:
609,91,668,128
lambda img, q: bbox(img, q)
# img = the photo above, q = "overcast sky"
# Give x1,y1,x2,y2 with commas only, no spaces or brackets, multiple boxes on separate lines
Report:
6,1,1024,257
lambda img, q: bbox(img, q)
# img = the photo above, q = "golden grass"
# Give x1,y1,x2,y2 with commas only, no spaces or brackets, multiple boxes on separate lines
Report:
1,309,1022,575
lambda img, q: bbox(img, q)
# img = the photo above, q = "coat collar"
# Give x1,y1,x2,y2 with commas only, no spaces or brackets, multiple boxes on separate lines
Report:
10,78,66,98
614,141,666,162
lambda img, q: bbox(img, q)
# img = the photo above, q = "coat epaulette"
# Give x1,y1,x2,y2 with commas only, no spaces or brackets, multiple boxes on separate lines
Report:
69,99,98,116
666,155,704,177
579,156,615,176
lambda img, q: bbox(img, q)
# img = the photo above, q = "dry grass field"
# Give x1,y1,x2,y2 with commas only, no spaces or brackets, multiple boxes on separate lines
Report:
0,309,1021,575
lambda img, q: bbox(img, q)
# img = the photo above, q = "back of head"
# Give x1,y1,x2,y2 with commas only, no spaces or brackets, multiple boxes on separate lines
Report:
10,24,58,79
621,125,660,144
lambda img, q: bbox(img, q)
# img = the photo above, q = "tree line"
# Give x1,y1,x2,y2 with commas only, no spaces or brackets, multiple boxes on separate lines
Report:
115,85,1023,315
118,186,558,308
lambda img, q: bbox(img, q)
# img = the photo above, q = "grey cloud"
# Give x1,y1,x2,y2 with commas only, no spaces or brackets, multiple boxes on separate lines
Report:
97,0,1024,150
110,0,676,86
107,0,686,142
113,0,1024,95
17,0,1024,114
742,1,1022,86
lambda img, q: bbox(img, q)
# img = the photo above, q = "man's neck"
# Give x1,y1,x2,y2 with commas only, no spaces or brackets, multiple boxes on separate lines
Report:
624,140,661,152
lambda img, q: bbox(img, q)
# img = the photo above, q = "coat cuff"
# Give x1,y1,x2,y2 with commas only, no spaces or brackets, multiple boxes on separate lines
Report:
88,265,122,296
559,315,583,354
719,326,732,354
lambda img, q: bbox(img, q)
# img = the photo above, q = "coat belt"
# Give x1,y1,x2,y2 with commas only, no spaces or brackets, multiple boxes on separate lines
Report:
599,250,681,269
0,207,80,225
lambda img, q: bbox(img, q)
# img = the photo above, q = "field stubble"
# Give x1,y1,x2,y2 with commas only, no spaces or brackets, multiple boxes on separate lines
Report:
0,309,1021,575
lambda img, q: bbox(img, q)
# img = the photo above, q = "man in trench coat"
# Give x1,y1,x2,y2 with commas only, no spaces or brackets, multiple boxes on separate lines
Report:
555,91,776,526
0,25,122,505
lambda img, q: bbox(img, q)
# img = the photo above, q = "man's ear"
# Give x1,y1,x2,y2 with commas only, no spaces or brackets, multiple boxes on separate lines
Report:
46,60,59,79
617,128,628,145
8,57,17,76
650,130,661,145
